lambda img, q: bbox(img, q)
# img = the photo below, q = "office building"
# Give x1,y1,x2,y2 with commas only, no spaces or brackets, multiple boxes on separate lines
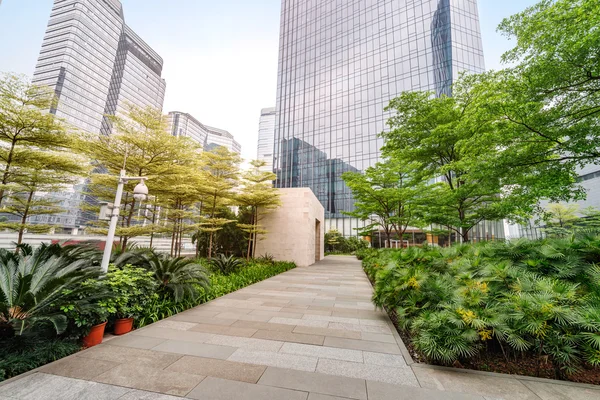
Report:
257,107,276,172
167,112,242,156
205,125,242,155
30,0,166,232
33,0,166,135
168,111,209,149
273,0,485,235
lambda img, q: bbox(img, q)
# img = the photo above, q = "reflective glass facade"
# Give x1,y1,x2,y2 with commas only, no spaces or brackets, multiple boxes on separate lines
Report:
31,0,166,232
205,125,242,155
257,107,276,172
274,0,485,234
167,111,209,150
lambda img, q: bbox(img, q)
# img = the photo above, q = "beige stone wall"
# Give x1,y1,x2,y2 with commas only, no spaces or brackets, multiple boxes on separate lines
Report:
255,188,325,267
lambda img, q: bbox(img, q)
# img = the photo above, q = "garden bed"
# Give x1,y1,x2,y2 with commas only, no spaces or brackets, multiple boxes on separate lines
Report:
357,235,600,385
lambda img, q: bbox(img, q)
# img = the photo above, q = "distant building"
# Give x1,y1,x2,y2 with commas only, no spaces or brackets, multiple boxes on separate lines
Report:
205,125,242,155
166,112,241,155
29,0,166,233
576,165,600,210
257,107,276,172
167,111,209,149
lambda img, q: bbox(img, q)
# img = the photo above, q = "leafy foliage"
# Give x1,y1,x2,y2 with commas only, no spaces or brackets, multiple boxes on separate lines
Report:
97,265,157,319
0,244,102,336
325,230,369,254
364,235,600,378
209,254,244,275
0,336,80,382
143,253,209,302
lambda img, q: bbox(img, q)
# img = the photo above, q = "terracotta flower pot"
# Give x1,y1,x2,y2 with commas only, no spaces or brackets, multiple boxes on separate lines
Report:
82,321,107,347
113,317,134,335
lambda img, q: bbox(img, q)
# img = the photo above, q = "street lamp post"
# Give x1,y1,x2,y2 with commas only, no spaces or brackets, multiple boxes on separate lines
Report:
100,169,149,273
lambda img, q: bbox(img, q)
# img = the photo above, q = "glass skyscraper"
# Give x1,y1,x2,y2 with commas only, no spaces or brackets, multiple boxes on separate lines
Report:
257,107,276,172
273,0,485,235
30,0,166,232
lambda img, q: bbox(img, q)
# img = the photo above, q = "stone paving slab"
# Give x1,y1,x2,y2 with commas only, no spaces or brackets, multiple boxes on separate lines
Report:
151,339,237,359
3,256,599,400
1,373,131,400
93,364,203,396
257,366,368,400
187,377,308,400
166,356,266,383
252,328,325,345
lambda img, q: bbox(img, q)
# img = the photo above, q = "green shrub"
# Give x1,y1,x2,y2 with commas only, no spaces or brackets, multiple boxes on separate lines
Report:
365,236,600,378
0,244,102,336
144,254,210,302
210,254,244,275
0,337,80,382
99,265,158,319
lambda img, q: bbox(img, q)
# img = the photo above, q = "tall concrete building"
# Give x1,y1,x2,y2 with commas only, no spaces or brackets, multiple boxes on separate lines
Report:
205,125,242,155
31,0,166,232
257,107,276,172
273,0,485,235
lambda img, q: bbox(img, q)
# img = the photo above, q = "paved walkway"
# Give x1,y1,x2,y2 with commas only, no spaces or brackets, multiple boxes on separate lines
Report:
2,256,599,399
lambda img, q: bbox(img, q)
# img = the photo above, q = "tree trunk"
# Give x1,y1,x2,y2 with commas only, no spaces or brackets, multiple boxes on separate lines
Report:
149,201,157,248
170,220,176,257
17,190,35,246
252,207,259,258
461,227,470,243
0,139,17,207
177,211,184,257
208,193,217,260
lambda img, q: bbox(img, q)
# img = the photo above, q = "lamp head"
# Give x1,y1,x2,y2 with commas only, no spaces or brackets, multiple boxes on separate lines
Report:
133,179,148,201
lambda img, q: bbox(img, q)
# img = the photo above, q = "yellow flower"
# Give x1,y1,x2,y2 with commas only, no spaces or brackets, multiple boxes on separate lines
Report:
479,329,493,341
457,308,476,324
407,277,420,289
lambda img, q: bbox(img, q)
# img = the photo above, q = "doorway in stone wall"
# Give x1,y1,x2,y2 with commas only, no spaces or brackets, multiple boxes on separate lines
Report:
315,219,321,263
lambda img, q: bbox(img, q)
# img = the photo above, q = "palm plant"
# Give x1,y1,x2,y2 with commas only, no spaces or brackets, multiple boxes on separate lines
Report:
366,234,600,378
210,254,244,275
144,253,209,302
0,245,102,336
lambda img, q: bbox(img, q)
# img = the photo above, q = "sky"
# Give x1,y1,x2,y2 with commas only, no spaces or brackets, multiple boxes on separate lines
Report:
0,0,538,163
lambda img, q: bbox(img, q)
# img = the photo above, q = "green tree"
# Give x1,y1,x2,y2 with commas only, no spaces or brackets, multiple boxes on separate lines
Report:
342,158,424,246
325,229,344,252
487,0,600,172
80,104,200,249
543,203,580,237
237,160,281,260
0,73,77,207
382,79,542,242
198,147,241,259
0,153,88,244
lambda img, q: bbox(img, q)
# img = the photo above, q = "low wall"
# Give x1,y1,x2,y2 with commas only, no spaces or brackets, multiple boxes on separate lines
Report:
0,233,195,255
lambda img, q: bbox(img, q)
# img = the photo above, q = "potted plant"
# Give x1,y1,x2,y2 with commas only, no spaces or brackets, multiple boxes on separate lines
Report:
61,292,112,347
102,264,157,335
